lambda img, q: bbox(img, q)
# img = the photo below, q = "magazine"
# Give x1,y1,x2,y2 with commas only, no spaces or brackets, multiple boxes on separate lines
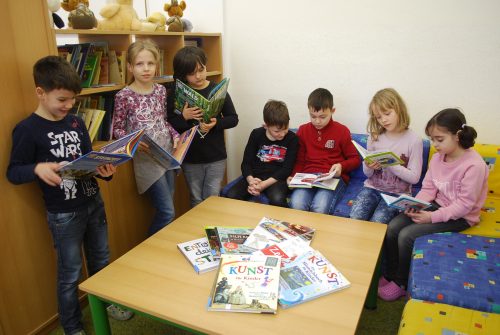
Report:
174,78,230,123
380,193,433,211
216,227,255,256
207,254,281,314
243,217,315,251
278,249,351,309
289,172,340,190
351,140,404,167
177,237,220,274
255,237,313,267
58,126,197,179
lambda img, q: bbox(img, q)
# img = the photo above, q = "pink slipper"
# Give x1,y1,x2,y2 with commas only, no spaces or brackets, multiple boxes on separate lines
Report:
378,281,406,301
378,276,390,288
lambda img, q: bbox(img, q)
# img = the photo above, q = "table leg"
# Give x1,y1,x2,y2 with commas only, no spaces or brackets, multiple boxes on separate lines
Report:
364,253,381,310
88,294,112,335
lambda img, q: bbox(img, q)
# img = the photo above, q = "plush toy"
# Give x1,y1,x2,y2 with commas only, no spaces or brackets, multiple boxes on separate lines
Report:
48,0,64,28
97,0,142,31
61,0,97,29
141,12,167,32
164,0,186,32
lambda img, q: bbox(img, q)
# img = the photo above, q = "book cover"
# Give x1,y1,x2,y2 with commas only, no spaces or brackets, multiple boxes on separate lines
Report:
216,227,255,255
205,226,222,259
81,52,100,88
243,217,315,251
380,193,432,211
174,78,230,123
88,109,106,142
278,249,351,309
351,140,404,167
177,237,220,274
289,172,340,190
108,50,122,84
256,237,313,267
207,254,281,314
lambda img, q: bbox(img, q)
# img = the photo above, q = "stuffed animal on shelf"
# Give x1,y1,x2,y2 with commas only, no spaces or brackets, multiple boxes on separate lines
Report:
48,0,64,28
141,12,167,32
97,0,142,31
61,0,97,29
164,0,187,32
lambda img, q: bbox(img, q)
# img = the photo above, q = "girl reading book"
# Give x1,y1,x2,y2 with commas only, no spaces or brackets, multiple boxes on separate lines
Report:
112,39,179,236
167,46,238,207
350,88,423,224
379,108,489,301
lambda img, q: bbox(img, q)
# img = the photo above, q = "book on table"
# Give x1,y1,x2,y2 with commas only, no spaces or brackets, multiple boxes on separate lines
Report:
215,227,255,256
351,140,404,167
243,217,316,251
255,236,314,267
278,249,351,309
207,254,281,314
289,172,340,190
177,237,220,274
174,78,230,123
380,193,432,211
58,126,198,179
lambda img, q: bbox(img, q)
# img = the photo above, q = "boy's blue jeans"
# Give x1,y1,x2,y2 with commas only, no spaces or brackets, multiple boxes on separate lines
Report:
47,193,110,335
350,187,400,224
289,179,346,214
147,169,176,236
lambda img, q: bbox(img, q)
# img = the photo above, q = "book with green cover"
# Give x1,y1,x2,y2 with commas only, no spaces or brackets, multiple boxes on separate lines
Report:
174,78,230,123
351,139,404,167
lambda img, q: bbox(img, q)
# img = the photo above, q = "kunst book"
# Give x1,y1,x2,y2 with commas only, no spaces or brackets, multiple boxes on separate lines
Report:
177,237,220,274
243,217,315,251
207,254,281,314
278,249,350,309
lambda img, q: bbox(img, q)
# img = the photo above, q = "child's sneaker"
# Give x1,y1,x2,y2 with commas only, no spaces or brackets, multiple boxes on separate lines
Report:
378,276,390,288
67,330,86,335
378,281,406,301
107,304,134,321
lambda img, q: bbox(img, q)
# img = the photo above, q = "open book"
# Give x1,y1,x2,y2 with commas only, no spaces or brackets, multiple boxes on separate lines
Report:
380,193,432,211
174,78,230,123
289,172,340,190
351,140,404,167
58,126,198,179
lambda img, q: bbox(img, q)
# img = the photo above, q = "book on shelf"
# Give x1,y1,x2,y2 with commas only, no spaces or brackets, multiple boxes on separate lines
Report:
278,249,351,309
86,109,106,142
351,140,404,167
215,226,255,256
243,217,315,251
255,237,314,267
207,254,281,314
177,237,220,274
58,126,198,179
174,78,230,123
288,172,340,190
380,193,432,211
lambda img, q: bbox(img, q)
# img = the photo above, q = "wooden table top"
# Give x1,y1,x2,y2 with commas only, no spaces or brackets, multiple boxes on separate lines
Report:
80,197,387,335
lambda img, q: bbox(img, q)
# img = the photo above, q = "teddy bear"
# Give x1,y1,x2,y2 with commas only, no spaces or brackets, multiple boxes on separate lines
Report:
141,12,167,32
164,0,186,32
97,0,142,31
60,0,97,29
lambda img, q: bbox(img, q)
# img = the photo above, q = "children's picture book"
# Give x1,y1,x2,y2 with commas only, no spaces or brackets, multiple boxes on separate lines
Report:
380,193,433,211
215,227,255,256
207,254,281,314
243,217,315,251
351,140,404,167
177,237,220,274
278,249,351,309
255,237,313,267
174,78,230,123
58,126,198,179
205,226,222,259
288,172,340,190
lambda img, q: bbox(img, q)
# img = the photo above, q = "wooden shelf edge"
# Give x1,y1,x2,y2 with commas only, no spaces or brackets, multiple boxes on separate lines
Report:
54,29,220,37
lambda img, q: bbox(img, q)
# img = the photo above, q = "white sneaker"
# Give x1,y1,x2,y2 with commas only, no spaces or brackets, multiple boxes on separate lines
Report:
107,304,134,321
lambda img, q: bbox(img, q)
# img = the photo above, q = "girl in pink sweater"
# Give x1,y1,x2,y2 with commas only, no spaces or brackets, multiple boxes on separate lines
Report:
379,108,489,301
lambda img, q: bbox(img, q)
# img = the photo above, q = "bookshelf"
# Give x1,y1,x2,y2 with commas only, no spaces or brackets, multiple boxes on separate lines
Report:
0,1,224,333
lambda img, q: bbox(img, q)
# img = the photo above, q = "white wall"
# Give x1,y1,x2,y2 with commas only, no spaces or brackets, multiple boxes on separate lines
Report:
223,0,500,179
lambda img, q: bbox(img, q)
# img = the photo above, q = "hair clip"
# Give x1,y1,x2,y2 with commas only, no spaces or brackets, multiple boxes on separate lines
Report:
461,123,467,129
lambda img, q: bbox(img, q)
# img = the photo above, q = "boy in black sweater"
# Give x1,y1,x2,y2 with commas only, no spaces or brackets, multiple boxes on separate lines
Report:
225,100,298,207
6,56,131,335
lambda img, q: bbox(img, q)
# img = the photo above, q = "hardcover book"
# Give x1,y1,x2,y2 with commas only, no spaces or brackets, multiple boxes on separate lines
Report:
380,193,433,211
174,78,230,123
243,217,315,251
58,126,197,179
278,249,351,309
256,237,313,267
177,237,220,274
288,172,340,190
207,254,281,314
205,226,222,258
351,140,404,167
216,227,255,256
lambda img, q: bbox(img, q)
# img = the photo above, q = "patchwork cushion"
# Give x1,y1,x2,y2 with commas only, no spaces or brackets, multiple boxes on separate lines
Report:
408,233,500,313
399,299,500,335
